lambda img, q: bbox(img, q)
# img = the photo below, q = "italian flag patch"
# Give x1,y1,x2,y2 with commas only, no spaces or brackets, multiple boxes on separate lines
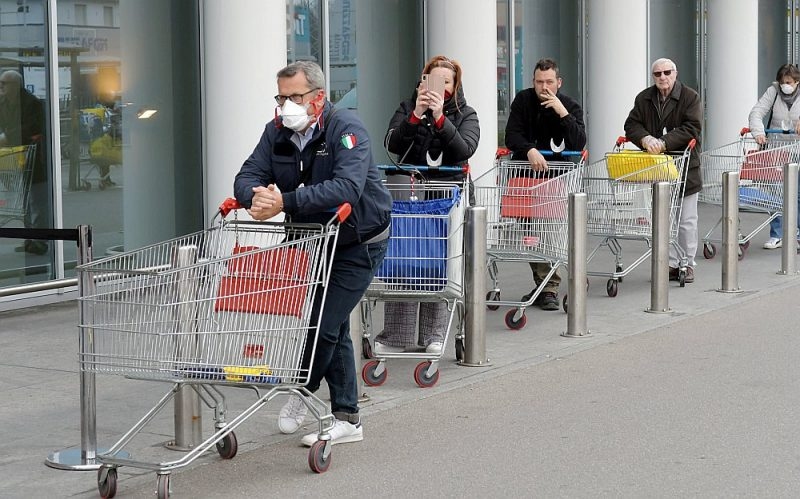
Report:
340,133,357,149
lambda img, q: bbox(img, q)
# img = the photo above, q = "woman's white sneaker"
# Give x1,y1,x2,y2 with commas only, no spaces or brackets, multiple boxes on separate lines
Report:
763,237,782,249
300,419,363,447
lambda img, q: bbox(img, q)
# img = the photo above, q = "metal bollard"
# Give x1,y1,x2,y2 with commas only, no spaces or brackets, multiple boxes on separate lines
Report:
165,245,203,451
460,206,490,366
780,163,799,275
718,171,742,292
646,182,671,313
47,225,128,470
563,192,590,337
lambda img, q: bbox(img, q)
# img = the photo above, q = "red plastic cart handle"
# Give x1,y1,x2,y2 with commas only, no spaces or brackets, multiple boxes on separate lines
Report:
740,127,750,136
218,198,241,217
616,136,629,147
336,203,352,223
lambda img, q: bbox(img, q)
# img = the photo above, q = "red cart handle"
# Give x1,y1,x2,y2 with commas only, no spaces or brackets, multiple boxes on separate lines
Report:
218,198,241,217
336,203,352,223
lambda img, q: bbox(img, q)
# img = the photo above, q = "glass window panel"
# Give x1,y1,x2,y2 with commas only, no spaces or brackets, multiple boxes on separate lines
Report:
758,0,791,91
0,0,55,286
56,0,203,271
649,0,700,92
287,0,323,65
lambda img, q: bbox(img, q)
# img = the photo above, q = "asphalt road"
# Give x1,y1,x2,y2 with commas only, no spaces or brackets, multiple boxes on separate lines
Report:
118,287,800,498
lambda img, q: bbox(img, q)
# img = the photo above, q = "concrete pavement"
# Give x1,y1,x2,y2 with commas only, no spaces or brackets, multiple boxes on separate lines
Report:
2,203,799,498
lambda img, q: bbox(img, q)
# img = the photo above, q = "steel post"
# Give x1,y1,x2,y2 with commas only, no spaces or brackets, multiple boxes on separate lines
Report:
718,171,742,292
563,192,590,337
460,206,490,366
646,182,671,313
780,163,799,275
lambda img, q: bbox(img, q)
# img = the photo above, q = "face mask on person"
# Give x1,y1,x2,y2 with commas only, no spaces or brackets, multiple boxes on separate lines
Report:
780,83,797,95
281,99,312,131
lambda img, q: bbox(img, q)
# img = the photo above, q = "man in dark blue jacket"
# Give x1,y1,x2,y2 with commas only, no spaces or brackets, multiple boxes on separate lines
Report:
234,61,391,448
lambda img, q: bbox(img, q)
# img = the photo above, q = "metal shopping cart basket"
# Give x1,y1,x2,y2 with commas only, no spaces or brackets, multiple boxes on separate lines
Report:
473,148,586,330
0,144,37,228
583,137,695,292
360,165,466,387
82,199,351,498
700,128,800,259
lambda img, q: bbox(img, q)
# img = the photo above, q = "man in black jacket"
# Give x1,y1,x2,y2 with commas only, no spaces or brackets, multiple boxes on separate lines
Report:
624,58,702,284
505,58,586,310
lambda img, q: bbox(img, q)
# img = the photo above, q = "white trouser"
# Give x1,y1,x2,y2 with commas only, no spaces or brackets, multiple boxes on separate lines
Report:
670,192,698,268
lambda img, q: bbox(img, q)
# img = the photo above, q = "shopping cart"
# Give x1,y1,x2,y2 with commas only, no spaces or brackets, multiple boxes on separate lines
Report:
360,166,466,387
474,148,586,330
583,137,695,291
700,128,800,259
83,199,351,498
0,144,37,228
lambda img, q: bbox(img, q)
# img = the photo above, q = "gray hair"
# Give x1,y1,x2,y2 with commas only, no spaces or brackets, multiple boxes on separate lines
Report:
651,58,677,72
277,60,325,90
0,70,22,85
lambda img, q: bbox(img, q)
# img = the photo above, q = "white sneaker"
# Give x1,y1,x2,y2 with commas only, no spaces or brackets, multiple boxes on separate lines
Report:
425,341,444,355
763,237,782,249
277,394,308,434
300,419,363,447
374,341,404,354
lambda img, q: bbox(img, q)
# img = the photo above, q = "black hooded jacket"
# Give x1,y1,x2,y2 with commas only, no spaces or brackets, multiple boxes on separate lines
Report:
384,85,480,181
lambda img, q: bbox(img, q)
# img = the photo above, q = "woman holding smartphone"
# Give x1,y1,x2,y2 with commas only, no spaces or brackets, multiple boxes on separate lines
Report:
376,55,480,355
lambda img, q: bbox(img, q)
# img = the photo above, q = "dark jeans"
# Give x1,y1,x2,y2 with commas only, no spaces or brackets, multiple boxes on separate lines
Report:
302,238,388,420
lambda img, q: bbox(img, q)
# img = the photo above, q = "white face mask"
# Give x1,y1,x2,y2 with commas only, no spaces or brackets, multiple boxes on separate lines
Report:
780,83,797,95
281,99,311,131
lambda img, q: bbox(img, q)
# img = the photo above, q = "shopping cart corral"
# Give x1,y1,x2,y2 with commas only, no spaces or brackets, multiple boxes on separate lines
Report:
700,128,800,259
360,169,466,387
84,199,351,498
474,149,586,329
583,137,695,291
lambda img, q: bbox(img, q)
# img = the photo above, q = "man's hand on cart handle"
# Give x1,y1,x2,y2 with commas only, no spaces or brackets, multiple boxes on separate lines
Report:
526,147,548,172
641,135,666,154
249,185,284,221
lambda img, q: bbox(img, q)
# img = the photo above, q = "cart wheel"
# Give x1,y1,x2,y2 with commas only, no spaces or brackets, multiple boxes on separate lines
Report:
361,337,373,360
413,361,440,388
742,240,750,250
216,431,238,459
308,440,331,473
455,338,465,362
703,243,716,260
361,360,387,386
562,294,568,313
504,309,527,330
678,269,686,287
81,180,91,191
616,265,624,283
156,474,170,499
97,467,117,499
738,244,747,261
606,279,619,297
486,290,501,311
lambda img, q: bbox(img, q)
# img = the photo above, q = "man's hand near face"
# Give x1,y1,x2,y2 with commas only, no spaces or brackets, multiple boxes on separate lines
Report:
539,88,568,118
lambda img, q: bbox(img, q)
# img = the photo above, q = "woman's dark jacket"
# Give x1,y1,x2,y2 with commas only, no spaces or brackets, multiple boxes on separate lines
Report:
384,86,480,181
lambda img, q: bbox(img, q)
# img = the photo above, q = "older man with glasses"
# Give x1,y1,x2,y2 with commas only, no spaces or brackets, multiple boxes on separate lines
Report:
624,58,703,284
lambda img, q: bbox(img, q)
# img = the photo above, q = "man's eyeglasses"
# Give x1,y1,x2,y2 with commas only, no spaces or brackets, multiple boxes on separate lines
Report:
274,88,318,106
652,69,674,78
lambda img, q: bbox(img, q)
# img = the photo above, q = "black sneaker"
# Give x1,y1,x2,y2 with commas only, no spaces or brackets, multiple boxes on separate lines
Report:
536,292,560,311
520,287,538,303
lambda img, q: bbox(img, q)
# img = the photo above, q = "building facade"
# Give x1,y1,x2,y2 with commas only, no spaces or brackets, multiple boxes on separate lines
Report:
0,0,795,309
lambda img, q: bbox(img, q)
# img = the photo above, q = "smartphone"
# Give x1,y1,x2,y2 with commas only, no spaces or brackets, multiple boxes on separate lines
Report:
422,73,446,96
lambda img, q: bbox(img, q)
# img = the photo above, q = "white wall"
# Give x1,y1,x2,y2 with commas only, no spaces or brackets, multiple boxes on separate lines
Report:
202,0,285,222
705,0,759,150
427,0,497,181
586,0,648,160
